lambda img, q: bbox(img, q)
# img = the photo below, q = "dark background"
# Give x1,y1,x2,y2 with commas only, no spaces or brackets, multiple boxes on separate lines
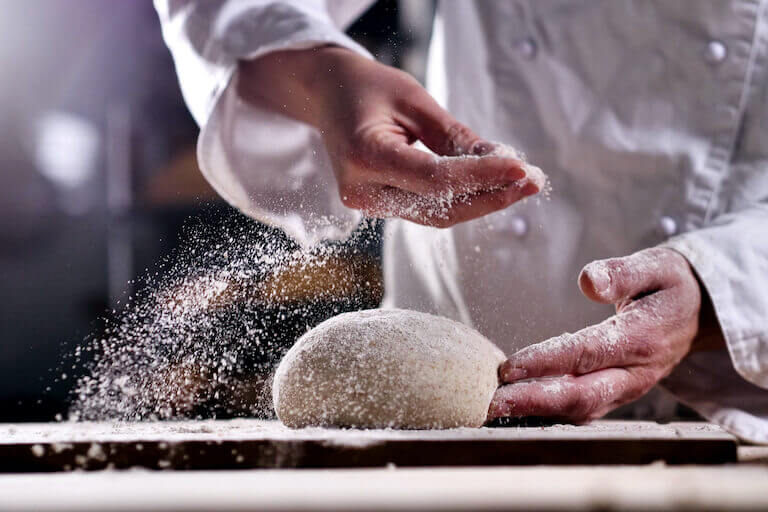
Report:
0,0,435,422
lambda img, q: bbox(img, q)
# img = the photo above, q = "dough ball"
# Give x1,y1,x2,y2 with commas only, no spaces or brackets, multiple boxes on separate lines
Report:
272,309,506,429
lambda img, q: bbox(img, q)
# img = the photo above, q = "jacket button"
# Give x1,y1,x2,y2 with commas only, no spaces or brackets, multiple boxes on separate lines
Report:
659,216,678,237
705,40,727,64
515,38,537,59
509,215,528,237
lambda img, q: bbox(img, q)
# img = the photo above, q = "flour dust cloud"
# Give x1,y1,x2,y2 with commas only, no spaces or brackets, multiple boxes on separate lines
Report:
68,209,382,421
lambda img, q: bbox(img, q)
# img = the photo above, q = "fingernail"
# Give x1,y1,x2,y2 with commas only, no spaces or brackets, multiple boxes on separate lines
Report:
472,141,493,156
501,366,528,382
584,264,611,294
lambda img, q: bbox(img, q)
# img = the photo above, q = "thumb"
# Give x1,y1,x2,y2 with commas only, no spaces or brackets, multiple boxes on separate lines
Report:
400,87,492,157
578,248,683,305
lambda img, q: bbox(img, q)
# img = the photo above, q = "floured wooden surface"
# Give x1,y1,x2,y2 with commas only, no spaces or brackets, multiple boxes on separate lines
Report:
1,466,768,512
0,419,734,443
0,420,737,471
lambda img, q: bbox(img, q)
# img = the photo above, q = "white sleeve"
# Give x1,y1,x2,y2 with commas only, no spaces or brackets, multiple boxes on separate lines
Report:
154,0,374,246
662,204,768,444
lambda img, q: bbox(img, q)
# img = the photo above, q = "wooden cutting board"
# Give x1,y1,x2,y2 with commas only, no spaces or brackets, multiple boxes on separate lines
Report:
0,420,737,472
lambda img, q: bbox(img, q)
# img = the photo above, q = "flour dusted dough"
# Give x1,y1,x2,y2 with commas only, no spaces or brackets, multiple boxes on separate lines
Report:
272,309,506,429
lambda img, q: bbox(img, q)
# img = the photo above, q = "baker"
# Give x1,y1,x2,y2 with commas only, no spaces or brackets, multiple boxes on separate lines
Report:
156,1,768,443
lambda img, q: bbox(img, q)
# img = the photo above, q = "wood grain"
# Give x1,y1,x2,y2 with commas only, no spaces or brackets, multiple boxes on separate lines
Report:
0,419,737,472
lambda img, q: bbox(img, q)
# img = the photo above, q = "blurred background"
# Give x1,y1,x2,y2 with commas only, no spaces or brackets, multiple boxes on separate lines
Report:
0,0,436,422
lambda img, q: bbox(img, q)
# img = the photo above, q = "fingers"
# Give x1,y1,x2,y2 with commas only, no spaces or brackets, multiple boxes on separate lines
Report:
499,291,677,382
489,367,654,423
499,318,629,382
350,181,539,228
425,183,539,227
578,248,688,306
358,132,528,196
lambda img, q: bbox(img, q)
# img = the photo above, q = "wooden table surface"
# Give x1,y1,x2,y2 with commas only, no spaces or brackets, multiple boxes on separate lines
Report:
0,420,766,511
0,419,742,470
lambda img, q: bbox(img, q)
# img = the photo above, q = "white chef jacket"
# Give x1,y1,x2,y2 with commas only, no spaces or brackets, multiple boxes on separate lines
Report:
156,0,768,443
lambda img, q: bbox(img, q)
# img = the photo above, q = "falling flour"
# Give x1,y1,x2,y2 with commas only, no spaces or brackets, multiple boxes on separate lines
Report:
68,212,381,421
65,140,546,423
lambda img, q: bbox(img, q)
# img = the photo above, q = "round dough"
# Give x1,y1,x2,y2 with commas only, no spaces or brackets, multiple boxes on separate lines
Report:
272,309,506,429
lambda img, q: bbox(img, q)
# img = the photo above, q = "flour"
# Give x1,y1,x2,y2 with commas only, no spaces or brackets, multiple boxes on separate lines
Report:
601,317,624,351
68,212,381,421
372,141,550,221
537,377,568,396
372,185,460,221
482,142,549,196
66,140,545,423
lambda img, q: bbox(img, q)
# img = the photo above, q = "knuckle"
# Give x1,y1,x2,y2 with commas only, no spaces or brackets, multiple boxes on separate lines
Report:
628,336,655,360
574,343,606,374
444,123,477,154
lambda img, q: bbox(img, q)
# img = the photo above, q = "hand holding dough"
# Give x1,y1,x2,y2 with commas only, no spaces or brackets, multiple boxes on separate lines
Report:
272,309,505,429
